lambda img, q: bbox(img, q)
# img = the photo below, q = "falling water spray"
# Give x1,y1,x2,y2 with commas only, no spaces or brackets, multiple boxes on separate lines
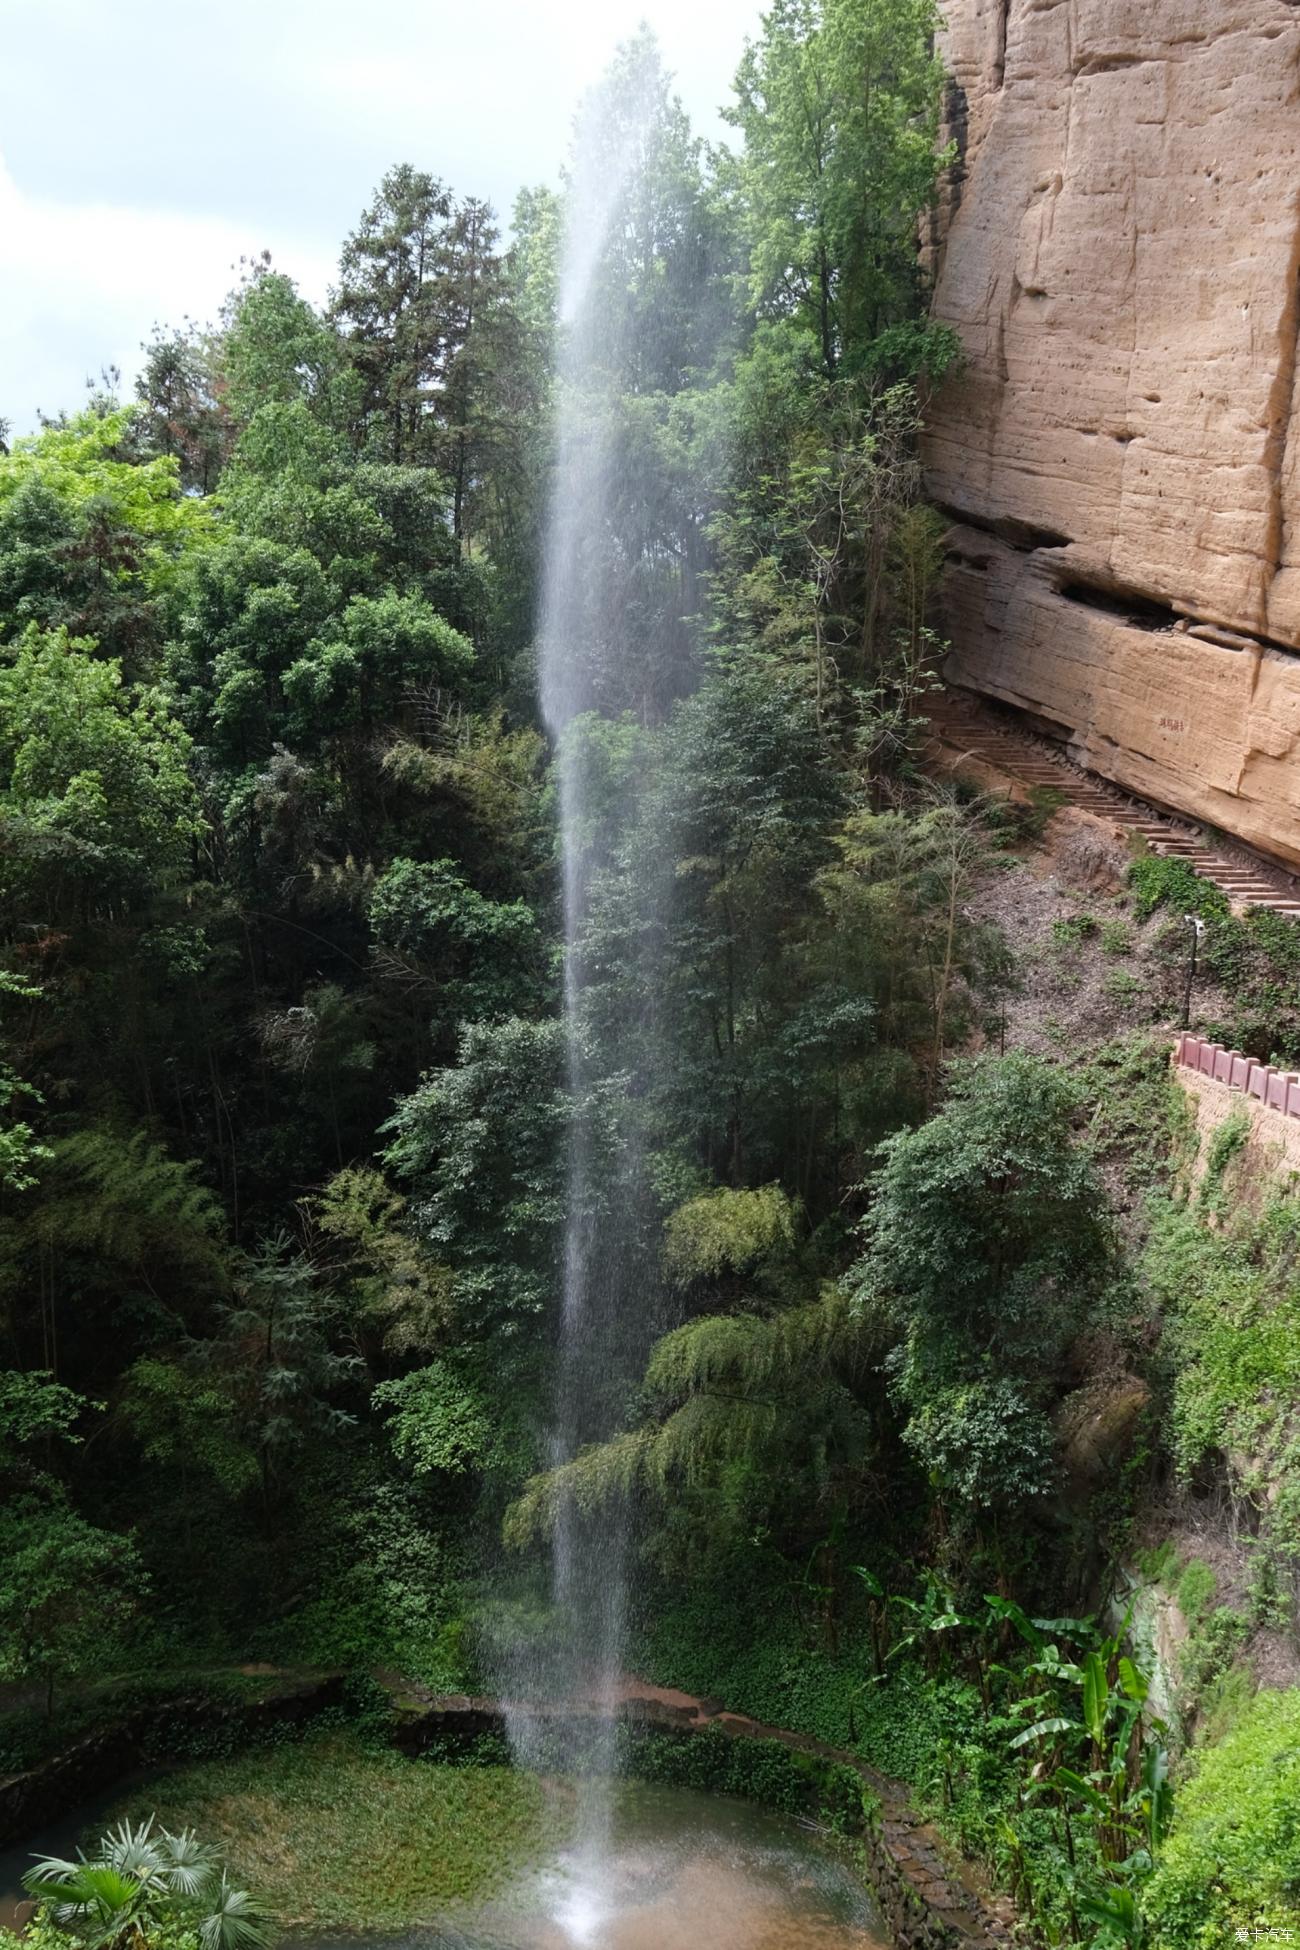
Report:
502,39,713,1924
501,54,649,1865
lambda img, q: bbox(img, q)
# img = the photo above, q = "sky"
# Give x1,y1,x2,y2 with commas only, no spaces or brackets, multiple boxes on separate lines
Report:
0,0,765,436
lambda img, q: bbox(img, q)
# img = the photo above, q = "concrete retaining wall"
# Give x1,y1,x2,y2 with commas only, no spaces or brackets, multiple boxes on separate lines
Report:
1175,1034,1300,1119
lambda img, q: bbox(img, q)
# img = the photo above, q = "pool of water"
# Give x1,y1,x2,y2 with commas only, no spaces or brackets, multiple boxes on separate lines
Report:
2,1775,892,1950
304,1782,890,1950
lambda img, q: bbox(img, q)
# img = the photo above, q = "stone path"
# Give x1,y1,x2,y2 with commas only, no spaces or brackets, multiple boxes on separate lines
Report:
927,689,1300,917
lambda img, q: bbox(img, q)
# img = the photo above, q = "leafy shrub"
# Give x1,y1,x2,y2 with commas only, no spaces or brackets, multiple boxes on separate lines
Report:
1143,1198,1300,1635
1144,1199,1300,1487
645,1577,990,1790
0,1916,84,1950
1194,1652,1255,1747
1174,1559,1216,1626
624,1726,871,1829
1178,1605,1249,1706
372,1363,493,1477
1143,1686,1300,1944
1102,968,1143,1008
1200,1105,1250,1195
851,1052,1113,1510
1,1922,197,1950
898,1378,1054,1509
1134,1540,1178,1585
366,857,546,1023
1127,854,1228,922
1199,905,1300,1064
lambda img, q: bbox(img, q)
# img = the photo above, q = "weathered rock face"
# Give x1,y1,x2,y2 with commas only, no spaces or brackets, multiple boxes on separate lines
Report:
925,0,1300,869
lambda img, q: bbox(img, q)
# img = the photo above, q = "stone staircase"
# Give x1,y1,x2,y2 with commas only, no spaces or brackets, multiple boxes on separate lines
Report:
927,690,1300,917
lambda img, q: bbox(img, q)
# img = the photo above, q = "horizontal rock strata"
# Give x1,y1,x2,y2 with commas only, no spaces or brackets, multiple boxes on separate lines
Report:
926,0,1300,868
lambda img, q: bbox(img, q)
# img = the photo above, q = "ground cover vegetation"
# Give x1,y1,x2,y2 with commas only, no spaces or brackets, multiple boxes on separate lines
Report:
2,2,1298,1945
101,1733,563,1932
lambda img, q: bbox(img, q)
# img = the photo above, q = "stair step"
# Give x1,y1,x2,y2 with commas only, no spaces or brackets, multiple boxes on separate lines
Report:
929,708,1300,918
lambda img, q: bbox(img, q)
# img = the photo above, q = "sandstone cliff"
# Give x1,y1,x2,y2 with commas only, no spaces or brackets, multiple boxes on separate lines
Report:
925,0,1300,869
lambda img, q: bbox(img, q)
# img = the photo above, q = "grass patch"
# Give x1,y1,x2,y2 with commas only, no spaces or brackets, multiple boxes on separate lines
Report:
105,1731,566,1931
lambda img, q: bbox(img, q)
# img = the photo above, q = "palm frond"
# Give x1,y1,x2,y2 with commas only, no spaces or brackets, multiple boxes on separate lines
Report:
25,1860,145,1929
98,1817,164,1882
197,1872,275,1950
156,1826,220,1897
23,1855,83,1890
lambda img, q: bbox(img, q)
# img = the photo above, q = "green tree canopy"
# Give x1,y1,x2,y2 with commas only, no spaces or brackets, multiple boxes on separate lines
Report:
726,0,949,371
0,628,202,916
849,1053,1115,1509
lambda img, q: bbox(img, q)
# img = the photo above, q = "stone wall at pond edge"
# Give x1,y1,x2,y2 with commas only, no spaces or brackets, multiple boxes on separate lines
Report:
0,1674,343,1849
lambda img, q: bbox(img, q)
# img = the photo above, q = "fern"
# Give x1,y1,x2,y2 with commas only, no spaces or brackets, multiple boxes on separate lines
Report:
313,1165,454,1354
646,1285,863,1400
29,1126,229,1292
661,1182,797,1286
504,1287,874,1547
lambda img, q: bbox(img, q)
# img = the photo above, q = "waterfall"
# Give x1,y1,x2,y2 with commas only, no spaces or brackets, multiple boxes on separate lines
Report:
501,34,716,1933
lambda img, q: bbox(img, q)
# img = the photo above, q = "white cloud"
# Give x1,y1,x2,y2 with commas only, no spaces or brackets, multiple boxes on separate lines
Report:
0,0,765,436
0,152,334,435
301,0,756,172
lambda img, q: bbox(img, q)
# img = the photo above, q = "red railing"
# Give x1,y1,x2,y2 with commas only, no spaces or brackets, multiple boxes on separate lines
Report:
1175,1033,1300,1120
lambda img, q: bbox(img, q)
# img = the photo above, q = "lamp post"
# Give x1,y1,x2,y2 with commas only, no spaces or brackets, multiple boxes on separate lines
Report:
1181,914,1206,1030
